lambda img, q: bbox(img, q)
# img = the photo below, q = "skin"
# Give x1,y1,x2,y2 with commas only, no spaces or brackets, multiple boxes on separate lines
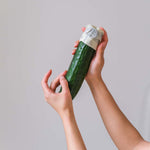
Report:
41,70,86,150
41,27,150,150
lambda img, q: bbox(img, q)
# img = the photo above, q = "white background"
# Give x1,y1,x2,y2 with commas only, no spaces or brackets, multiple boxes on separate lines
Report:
0,0,150,149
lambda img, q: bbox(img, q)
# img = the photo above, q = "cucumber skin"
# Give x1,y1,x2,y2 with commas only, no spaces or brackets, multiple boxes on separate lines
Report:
59,41,96,100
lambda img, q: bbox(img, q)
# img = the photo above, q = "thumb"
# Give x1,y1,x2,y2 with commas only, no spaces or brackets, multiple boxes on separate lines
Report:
95,27,108,62
60,76,70,92
95,43,104,62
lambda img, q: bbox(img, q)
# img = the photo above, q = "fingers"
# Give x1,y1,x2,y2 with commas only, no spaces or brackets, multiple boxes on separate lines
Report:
74,40,79,48
41,69,53,94
50,70,67,92
72,40,79,55
99,27,108,50
72,49,76,55
72,26,85,55
59,76,70,93
95,27,108,61
81,27,86,32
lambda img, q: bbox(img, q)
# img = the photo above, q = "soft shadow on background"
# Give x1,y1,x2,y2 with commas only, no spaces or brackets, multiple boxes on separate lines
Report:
0,0,150,149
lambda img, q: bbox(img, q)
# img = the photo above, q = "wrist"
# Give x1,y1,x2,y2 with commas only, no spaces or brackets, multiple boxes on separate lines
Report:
86,75,106,95
60,109,75,122
86,75,104,86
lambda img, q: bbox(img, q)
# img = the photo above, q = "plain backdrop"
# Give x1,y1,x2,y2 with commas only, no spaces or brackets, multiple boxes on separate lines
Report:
0,0,150,149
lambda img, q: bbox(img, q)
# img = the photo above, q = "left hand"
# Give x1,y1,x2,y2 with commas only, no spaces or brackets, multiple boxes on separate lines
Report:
72,27,108,84
41,69,73,118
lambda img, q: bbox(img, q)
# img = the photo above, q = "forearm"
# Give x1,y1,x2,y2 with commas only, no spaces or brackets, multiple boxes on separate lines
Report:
87,78,143,150
61,110,86,150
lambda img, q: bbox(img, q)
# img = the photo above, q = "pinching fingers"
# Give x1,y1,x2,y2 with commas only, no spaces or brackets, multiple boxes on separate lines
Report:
50,70,67,92
41,69,53,94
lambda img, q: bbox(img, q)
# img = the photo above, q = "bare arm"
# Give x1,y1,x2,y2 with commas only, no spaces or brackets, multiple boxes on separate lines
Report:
73,27,150,150
87,77,148,150
41,70,86,150
62,110,86,150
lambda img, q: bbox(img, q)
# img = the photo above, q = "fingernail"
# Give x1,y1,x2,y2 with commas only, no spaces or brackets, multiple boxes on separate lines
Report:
74,42,77,47
63,70,67,74
100,27,104,30
81,27,85,31
49,69,52,73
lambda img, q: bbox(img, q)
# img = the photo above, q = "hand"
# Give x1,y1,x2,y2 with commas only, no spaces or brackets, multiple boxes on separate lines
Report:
72,27,108,84
41,69,73,118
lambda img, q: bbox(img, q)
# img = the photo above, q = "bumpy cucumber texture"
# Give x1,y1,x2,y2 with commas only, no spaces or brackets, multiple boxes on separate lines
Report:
59,41,96,100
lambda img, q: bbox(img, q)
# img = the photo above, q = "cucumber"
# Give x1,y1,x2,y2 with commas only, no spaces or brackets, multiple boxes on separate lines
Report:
59,24,104,100
59,41,96,99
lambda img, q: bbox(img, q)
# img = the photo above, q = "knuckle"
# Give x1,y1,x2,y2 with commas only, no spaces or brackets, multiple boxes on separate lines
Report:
64,81,68,86
64,90,68,95
61,78,65,82
63,79,67,83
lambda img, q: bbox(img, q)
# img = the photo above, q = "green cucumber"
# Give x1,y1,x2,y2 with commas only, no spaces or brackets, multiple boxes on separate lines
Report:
59,41,96,99
59,24,104,100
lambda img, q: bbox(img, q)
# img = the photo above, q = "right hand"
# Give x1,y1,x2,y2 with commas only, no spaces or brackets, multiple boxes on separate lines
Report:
72,27,108,84
41,69,73,119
